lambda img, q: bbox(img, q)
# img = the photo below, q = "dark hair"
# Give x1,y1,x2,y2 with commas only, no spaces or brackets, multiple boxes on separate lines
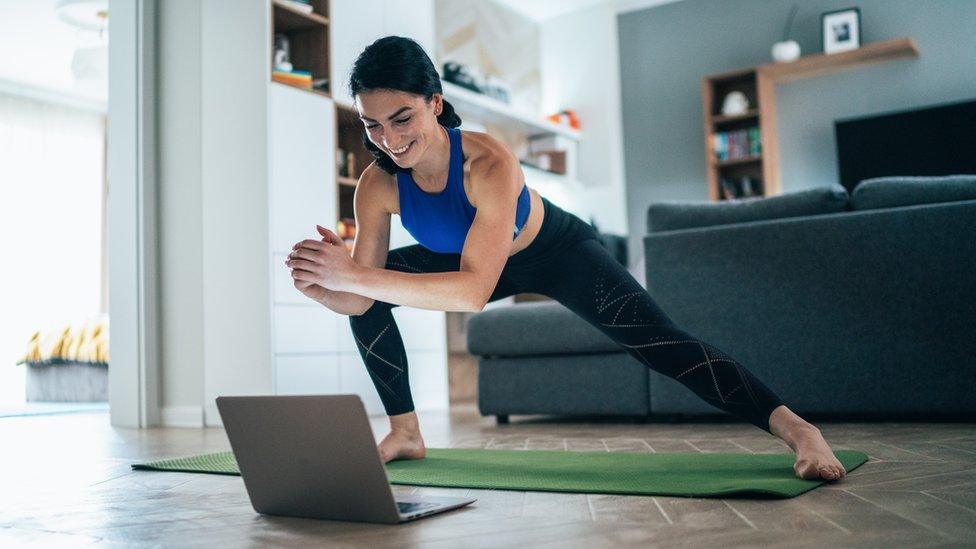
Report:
349,36,461,174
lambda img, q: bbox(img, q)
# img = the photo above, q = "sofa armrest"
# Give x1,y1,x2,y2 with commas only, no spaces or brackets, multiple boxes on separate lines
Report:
641,199,976,415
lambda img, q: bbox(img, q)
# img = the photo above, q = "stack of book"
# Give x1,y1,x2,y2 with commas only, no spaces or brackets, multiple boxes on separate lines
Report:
273,69,312,88
713,127,761,161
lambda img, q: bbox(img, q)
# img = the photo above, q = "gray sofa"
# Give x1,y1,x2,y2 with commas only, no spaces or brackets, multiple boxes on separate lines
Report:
467,175,976,424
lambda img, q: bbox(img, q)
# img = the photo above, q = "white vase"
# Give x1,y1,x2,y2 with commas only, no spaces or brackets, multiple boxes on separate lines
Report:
772,40,801,62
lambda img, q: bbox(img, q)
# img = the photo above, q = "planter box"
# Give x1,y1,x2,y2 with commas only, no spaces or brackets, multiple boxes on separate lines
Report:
25,362,108,402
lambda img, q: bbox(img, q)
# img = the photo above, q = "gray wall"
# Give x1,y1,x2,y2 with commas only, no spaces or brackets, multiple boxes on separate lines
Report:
618,0,976,266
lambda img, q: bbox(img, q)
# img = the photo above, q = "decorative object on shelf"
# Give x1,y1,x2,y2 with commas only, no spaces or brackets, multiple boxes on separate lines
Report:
442,61,512,104
520,149,567,175
771,4,801,62
822,7,861,54
273,33,292,72
336,218,356,252
740,176,763,197
336,148,348,177
278,0,313,14
336,218,356,239
717,176,764,200
442,61,482,93
720,91,749,116
481,75,511,104
528,134,577,178
719,177,740,200
546,110,580,130
312,78,329,93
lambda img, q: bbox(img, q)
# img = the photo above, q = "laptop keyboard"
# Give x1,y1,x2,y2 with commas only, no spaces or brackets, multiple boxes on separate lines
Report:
397,501,439,514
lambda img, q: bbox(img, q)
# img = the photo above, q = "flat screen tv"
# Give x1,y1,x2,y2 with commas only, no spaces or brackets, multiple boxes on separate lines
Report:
834,99,976,192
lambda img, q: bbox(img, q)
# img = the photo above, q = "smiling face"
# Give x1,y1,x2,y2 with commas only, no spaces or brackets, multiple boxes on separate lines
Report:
355,89,443,170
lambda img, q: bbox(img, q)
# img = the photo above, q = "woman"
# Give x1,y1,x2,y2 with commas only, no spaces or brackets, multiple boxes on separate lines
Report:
285,36,846,481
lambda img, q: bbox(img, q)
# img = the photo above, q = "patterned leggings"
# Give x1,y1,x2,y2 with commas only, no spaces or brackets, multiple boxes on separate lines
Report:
349,198,785,433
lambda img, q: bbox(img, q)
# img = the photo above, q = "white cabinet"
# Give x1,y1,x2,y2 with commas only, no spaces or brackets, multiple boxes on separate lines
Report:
276,355,340,395
393,307,447,352
274,306,341,354
269,81,345,396
338,352,387,415
269,83,336,252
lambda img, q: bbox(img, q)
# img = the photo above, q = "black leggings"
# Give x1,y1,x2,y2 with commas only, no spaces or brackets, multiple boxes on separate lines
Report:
349,197,785,433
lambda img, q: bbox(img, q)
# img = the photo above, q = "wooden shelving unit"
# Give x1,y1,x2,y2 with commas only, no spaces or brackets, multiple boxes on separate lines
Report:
334,103,371,247
273,0,329,30
702,38,919,201
270,0,331,96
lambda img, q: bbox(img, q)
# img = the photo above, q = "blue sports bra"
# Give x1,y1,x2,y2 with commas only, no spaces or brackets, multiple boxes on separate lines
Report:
395,126,531,254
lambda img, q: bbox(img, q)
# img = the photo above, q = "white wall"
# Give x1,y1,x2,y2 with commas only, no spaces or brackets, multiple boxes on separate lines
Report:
540,3,628,237
158,0,204,424
158,0,273,427
199,1,273,426
331,0,435,107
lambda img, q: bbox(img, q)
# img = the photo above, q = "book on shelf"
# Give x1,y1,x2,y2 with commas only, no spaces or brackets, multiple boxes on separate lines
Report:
278,0,313,14
713,127,761,161
272,69,312,88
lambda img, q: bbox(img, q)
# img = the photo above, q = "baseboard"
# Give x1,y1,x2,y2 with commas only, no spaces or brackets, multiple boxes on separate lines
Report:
160,405,204,428
204,402,223,428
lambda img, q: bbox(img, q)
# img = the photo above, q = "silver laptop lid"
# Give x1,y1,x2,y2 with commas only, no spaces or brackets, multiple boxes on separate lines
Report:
215,394,401,523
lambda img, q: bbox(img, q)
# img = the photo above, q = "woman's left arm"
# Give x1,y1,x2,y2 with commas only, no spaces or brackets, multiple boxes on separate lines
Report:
346,153,521,312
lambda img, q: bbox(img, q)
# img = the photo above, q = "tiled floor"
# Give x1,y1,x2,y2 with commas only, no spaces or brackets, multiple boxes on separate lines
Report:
1,405,974,547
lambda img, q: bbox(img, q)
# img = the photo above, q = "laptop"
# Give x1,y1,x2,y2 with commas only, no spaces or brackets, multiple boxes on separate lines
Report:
215,394,476,524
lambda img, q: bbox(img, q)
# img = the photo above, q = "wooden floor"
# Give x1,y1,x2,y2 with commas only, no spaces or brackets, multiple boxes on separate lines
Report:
1,405,974,548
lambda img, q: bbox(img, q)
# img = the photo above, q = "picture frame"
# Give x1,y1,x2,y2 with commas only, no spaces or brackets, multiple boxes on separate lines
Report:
821,7,861,54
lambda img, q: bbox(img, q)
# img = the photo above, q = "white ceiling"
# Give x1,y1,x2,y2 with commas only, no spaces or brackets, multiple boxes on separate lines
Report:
490,0,683,22
0,0,106,103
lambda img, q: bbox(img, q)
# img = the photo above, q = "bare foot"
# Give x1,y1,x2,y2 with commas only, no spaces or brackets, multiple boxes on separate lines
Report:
769,406,847,481
378,429,426,464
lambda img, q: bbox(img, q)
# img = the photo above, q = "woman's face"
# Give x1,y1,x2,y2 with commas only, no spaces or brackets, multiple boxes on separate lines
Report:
356,89,442,169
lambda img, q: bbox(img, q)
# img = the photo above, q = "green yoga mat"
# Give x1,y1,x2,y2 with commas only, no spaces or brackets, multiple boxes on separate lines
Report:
132,448,868,498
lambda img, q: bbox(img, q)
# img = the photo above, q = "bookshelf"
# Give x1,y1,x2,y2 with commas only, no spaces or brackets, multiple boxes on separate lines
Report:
702,37,919,201
334,103,371,249
270,0,331,96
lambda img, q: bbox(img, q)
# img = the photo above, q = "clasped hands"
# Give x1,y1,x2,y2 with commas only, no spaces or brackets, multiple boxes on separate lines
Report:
286,225,360,293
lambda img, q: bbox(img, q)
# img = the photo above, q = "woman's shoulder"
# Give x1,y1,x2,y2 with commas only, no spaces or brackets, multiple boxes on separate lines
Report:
458,129,518,174
357,161,397,215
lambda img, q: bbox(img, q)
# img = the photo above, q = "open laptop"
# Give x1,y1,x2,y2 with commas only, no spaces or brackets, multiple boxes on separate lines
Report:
215,394,475,524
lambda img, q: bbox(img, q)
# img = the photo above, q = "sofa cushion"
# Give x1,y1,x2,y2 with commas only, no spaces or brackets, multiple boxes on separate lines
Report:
646,184,849,233
467,302,622,356
851,175,976,211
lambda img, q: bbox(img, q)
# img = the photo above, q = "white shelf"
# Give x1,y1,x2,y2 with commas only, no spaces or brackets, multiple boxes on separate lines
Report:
441,81,581,141
520,162,582,188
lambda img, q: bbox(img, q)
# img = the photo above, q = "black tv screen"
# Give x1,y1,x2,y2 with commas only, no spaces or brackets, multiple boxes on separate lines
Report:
834,99,976,192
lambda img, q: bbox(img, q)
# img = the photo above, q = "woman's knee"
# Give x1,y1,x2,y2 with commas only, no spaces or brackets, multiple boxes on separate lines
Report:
349,298,394,321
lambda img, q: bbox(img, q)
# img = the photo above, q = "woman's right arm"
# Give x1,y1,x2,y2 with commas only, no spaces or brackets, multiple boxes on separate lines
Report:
314,164,391,316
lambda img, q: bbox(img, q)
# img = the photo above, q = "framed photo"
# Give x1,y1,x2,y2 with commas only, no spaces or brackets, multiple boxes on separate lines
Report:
821,8,861,54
